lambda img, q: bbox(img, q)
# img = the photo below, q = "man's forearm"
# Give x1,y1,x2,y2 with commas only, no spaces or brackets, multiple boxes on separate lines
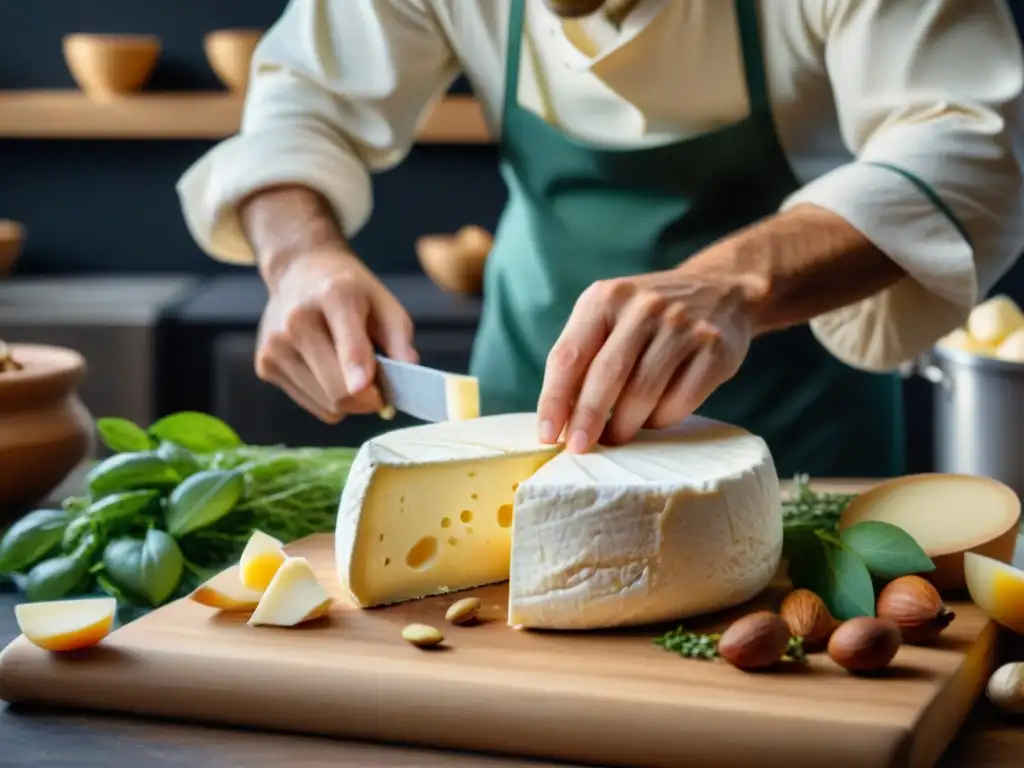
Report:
686,203,907,335
239,185,355,287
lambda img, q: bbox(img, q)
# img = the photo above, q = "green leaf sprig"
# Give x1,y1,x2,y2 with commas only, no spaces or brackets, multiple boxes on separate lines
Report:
788,521,935,621
0,411,356,621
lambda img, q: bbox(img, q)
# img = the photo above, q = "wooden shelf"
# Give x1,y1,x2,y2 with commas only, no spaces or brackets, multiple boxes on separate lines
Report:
0,90,492,143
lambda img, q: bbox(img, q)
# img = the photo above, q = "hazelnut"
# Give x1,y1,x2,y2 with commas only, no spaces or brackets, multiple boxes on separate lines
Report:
779,589,839,651
827,617,901,673
717,611,791,671
876,575,955,645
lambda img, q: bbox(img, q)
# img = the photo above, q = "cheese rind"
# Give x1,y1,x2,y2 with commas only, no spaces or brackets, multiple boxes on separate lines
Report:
508,418,782,629
336,414,783,629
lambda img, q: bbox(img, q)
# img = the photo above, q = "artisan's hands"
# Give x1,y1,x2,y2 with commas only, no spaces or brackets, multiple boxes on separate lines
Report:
256,250,418,423
536,265,762,452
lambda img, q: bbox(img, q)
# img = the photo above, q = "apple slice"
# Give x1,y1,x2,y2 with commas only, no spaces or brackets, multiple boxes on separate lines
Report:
188,564,265,611
965,553,1024,636
838,473,1020,592
248,557,333,628
14,597,117,652
239,530,286,590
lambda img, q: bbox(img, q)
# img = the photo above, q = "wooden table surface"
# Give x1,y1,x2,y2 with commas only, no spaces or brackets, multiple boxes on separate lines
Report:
0,587,1021,767
1,471,1023,765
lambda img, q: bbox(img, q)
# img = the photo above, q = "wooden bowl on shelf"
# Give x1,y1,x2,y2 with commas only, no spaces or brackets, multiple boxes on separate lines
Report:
0,343,93,516
204,28,264,92
0,220,23,279
62,34,161,101
416,225,493,296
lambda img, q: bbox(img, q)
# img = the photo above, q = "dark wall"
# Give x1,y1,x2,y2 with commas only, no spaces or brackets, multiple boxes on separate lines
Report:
0,0,505,276
1,0,1021,300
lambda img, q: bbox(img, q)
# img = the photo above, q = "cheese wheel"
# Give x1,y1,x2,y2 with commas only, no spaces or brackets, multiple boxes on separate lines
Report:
335,413,783,630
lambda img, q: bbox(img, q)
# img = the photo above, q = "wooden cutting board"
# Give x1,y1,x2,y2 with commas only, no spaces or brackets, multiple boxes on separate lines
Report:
0,480,1000,768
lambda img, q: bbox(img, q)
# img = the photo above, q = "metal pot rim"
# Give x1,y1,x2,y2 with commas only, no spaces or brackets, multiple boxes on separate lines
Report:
931,343,1024,374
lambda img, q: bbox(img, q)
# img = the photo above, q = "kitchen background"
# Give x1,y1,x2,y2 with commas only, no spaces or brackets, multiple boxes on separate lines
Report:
1,0,1023,474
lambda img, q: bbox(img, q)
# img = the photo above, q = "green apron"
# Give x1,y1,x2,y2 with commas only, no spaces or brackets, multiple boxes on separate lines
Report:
468,0,906,478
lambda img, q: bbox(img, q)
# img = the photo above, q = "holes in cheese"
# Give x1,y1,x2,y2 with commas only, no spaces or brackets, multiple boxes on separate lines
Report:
15,596,116,652
248,556,333,627
338,442,559,607
838,473,1021,592
405,536,439,570
188,564,265,611
239,530,286,591
965,552,1024,636
460,510,473,523
336,413,784,630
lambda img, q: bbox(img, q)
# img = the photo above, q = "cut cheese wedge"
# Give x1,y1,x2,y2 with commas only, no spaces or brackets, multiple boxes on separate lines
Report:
189,564,264,611
964,552,1024,636
336,413,783,630
239,530,286,591
838,473,1020,592
15,597,117,652
967,295,1024,346
249,557,333,627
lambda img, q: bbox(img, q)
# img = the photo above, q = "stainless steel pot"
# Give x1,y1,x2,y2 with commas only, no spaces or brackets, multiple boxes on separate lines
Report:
908,345,1024,496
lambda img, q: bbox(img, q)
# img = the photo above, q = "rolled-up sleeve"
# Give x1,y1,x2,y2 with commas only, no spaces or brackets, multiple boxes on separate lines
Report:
176,0,459,265
783,0,1024,371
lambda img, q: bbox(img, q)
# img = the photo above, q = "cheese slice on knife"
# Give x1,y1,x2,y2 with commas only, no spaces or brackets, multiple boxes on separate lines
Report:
335,413,783,630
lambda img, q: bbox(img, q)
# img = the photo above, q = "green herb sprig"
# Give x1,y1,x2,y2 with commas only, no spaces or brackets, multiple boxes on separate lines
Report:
654,627,806,662
0,411,359,622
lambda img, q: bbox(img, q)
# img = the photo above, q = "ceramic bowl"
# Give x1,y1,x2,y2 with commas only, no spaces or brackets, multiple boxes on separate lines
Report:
0,343,93,516
204,28,264,92
0,220,23,279
62,34,161,101
416,225,493,296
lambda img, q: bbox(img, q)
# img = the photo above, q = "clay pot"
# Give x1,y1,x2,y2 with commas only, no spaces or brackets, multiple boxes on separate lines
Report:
204,28,264,92
0,344,93,516
0,220,23,278
62,34,162,101
416,225,493,296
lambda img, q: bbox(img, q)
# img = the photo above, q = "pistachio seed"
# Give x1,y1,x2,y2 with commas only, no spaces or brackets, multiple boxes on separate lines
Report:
402,623,444,648
445,597,482,625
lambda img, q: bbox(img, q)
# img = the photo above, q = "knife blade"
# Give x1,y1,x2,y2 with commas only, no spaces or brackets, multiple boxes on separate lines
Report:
374,354,480,423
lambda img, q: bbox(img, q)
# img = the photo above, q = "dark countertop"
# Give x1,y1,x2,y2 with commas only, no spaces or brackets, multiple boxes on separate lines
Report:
0,583,1022,767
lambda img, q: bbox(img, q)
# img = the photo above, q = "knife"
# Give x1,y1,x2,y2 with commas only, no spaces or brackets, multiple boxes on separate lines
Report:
374,354,480,423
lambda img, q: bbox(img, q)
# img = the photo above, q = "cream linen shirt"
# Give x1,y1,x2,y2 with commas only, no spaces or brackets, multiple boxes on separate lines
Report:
176,0,1024,373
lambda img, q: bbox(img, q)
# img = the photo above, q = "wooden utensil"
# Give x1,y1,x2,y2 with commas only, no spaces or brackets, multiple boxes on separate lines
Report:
62,34,161,102
416,225,492,295
204,29,264,92
0,489,997,768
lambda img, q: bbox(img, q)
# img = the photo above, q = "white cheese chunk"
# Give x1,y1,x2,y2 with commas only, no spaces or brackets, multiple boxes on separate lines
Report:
335,413,783,630
249,557,333,627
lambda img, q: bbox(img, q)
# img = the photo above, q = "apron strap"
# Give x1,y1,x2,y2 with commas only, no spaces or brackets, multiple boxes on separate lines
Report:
504,0,527,119
734,0,771,113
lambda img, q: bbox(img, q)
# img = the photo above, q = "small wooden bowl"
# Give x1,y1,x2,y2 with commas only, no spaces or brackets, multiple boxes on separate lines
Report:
204,28,264,92
0,220,23,278
62,33,161,101
416,225,493,296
